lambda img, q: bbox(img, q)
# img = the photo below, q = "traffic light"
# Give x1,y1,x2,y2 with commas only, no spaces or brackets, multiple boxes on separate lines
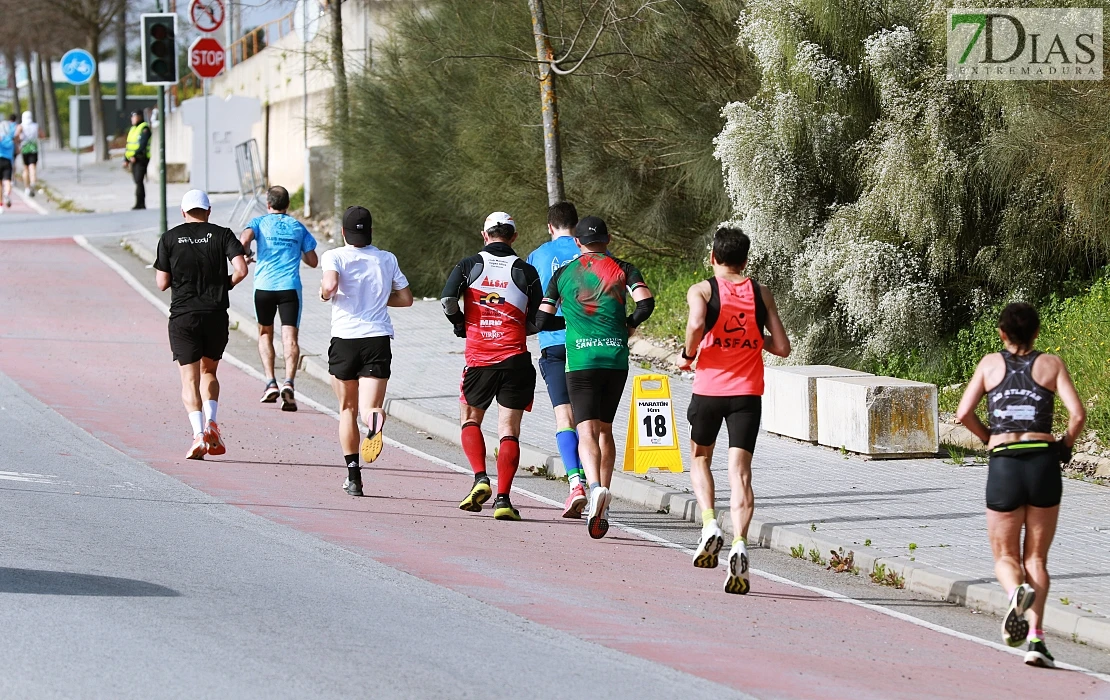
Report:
141,13,179,85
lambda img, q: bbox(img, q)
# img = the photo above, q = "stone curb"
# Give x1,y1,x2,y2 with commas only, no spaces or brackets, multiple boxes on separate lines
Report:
120,234,1110,652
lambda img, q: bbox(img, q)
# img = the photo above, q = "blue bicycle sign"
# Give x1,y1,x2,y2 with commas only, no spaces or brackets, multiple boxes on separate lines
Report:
60,49,96,85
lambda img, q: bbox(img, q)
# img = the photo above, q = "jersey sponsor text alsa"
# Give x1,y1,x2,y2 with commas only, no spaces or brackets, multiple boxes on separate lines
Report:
441,242,543,368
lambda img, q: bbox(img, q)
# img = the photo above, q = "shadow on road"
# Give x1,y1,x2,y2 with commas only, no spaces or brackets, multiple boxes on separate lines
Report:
0,567,181,597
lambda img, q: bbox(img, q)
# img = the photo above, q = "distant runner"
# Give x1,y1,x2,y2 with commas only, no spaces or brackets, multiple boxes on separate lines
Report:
240,185,319,411
441,212,542,521
676,227,790,595
19,111,38,197
154,190,248,459
956,302,1085,668
525,202,588,518
0,113,18,211
535,215,654,539
320,206,413,497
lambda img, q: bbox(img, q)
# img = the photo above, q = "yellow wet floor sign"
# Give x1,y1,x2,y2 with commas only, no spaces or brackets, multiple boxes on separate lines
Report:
623,374,684,474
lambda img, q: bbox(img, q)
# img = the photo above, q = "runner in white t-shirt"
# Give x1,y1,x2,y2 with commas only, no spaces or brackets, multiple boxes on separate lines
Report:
320,205,413,496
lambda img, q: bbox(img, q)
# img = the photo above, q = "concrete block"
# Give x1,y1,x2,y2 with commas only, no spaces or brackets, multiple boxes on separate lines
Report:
763,365,872,442
1074,614,1110,651
816,376,938,457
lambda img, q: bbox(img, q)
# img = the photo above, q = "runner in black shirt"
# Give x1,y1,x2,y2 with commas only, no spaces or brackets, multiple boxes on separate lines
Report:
155,190,248,459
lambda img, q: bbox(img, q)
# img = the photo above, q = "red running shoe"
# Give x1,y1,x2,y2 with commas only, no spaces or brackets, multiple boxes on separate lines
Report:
562,483,587,519
204,421,226,456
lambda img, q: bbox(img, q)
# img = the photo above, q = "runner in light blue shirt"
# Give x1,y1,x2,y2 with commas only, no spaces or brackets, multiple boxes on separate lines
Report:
525,201,588,517
240,185,319,410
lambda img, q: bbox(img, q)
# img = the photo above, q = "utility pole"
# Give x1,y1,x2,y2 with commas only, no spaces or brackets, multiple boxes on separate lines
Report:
156,0,168,234
527,0,564,205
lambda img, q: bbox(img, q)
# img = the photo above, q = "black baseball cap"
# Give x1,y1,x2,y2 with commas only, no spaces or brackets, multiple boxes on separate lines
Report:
343,206,373,246
575,215,609,245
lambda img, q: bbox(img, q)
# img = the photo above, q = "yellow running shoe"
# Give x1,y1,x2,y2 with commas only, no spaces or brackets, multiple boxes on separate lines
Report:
493,495,521,521
459,476,492,512
360,410,386,463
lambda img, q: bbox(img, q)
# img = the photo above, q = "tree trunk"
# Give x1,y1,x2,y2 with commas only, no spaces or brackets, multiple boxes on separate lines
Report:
330,0,348,242
87,31,109,161
527,0,565,205
31,53,47,135
21,48,38,123
116,2,127,118
43,55,63,149
5,51,21,116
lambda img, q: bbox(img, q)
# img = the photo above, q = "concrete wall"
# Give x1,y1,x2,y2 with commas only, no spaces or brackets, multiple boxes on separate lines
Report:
763,365,873,442
816,376,939,457
161,0,409,200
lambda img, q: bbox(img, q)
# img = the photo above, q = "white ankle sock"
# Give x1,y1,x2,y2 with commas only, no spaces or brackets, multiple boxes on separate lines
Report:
203,400,218,424
188,411,204,436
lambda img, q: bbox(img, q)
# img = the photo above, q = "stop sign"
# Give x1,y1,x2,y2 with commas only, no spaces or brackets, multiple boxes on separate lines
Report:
189,36,226,79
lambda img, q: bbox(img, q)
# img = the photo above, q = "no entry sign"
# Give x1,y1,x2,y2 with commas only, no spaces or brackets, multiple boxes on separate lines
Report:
189,37,226,79
189,0,225,33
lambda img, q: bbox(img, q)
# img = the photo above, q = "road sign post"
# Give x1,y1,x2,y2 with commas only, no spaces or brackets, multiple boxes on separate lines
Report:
189,37,226,195
60,48,95,185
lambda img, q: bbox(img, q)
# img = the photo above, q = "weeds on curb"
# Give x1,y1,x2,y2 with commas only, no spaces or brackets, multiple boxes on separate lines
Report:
807,548,826,566
790,544,805,559
827,548,858,574
864,538,872,547
869,563,905,589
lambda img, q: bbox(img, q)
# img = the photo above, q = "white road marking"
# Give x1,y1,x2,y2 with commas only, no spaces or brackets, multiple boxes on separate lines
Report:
0,470,57,484
79,234,1110,684
14,187,48,215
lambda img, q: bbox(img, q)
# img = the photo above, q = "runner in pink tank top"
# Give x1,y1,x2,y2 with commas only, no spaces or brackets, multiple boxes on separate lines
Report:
676,228,790,595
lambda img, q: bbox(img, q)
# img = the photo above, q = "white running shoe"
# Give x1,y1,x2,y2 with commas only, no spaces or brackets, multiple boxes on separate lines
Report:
693,521,725,569
586,486,612,540
1002,583,1036,647
724,540,750,595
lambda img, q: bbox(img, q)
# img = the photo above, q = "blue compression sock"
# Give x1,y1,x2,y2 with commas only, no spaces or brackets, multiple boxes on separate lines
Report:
556,428,585,485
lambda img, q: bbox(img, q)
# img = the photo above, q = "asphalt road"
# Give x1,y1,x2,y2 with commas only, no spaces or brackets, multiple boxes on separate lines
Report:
0,223,1107,699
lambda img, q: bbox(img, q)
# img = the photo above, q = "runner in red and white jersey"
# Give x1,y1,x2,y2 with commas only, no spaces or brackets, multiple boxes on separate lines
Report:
441,212,543,521
676,227,790,594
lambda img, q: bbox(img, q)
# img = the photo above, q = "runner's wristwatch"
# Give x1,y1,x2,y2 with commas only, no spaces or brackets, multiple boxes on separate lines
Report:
681,347,696,361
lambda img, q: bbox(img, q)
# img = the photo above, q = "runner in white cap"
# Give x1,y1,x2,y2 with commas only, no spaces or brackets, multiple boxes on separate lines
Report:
154,190,248,459
441,212,543,521
19,111,39,197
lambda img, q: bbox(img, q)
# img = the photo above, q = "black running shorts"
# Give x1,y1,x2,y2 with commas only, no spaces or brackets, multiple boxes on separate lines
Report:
21,153,38,167
460,354,536,411
168,311,230,365
566,368,628,425
0,158,11,182
329,336,392,381
255,289,301,327
986,442,1063,512
688,394,762,453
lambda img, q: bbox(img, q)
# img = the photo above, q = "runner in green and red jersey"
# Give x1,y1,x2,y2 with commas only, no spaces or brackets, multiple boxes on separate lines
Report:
535,215,655,539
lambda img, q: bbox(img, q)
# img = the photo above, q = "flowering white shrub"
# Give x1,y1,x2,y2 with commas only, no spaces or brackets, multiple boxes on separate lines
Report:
715,5,988,362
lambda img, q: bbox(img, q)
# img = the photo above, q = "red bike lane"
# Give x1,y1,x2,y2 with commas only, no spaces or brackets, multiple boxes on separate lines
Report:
0,238,1103,700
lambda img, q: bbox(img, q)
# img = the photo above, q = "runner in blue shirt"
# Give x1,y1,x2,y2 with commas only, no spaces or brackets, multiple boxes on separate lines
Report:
526,201,588,517
240,185,319,411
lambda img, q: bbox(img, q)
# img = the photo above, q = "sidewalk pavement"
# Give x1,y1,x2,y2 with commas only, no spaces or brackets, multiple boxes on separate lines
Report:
46,172,1110,649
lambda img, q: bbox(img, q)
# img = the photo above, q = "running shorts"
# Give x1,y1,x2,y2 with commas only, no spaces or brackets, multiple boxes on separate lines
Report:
688,394,762,453
21,153,37,167
986,442,1063,512
460,354,536,411
538,345,571,408
566,368,628,425
329,336,391,381
168,311,230,365
255,289,301,327
0,158,11,181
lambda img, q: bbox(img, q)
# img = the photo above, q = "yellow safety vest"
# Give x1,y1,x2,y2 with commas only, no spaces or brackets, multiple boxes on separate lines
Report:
125,122,150,160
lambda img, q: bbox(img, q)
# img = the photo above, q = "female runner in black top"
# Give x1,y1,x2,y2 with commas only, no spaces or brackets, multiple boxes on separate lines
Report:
956,303,1085,668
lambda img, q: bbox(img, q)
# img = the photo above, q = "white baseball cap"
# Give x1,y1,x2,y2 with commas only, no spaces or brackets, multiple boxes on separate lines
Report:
181,189,211,213
483,211,515,232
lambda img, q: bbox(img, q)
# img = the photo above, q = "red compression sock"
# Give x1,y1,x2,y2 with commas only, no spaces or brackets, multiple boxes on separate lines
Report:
496,436,520,496
461,422,486,476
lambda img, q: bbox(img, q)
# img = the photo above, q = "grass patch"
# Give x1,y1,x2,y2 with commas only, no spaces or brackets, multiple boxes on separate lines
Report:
289,185,305,214
634,259,707,343
38,182,91,213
